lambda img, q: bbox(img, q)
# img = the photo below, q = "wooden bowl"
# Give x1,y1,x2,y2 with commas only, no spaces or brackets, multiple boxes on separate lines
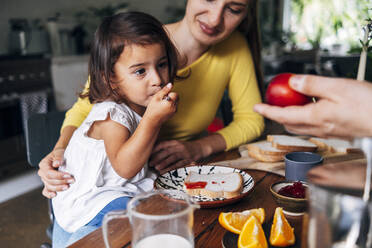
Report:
270,180,308,216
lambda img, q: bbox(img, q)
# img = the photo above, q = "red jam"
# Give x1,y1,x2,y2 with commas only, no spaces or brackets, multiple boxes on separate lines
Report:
278,181,306,198
185,181,207,189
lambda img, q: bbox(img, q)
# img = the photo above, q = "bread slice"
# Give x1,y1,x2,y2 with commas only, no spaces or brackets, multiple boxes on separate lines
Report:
246,140,289,156
267,135,317,152
184,171,243,199
247,150,284,162
308,137,362,153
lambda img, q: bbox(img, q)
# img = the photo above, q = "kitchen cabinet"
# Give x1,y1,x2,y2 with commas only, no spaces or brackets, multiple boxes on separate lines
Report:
0,55,52,177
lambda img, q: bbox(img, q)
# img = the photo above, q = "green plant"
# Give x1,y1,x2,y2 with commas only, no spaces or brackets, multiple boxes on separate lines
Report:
75,2,129,36
349,13,372,57
291,0,309,20
75,2,129,21
357,15,372,80
290,0,326,49
289,0,371,50
307,26,323,49
361,17,372,50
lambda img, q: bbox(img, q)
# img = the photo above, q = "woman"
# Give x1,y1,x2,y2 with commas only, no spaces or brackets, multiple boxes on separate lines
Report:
39,0,265,198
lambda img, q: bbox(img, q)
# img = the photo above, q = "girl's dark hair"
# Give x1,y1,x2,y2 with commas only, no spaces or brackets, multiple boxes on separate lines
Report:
81,11,179,103
238,0,264,98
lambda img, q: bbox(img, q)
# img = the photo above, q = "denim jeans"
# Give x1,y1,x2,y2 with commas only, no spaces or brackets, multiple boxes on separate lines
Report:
52,196,130,248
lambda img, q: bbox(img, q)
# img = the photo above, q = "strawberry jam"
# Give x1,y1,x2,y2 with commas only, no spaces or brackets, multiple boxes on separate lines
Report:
185,181,207,189
278,181,306,198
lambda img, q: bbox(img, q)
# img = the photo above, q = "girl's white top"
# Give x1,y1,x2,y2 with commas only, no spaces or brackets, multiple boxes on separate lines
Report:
52,101,156,232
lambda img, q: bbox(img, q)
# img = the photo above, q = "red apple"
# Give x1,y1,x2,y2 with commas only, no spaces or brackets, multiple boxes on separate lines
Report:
265,73,312,107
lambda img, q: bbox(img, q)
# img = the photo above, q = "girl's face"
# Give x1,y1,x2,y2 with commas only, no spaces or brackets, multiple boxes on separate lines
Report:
113,43,169,114
184,0,249,46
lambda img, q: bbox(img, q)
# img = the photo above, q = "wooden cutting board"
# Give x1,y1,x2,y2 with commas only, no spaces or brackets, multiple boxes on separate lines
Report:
210,145,365,177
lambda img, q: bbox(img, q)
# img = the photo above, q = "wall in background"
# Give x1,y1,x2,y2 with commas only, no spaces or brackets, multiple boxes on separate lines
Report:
0,0,185,55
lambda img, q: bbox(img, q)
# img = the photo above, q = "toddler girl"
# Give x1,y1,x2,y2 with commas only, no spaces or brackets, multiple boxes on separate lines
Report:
51,11,179,247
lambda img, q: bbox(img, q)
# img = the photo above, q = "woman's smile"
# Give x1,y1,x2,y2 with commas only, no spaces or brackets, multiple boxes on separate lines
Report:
183,0,249,46
198,20,221,36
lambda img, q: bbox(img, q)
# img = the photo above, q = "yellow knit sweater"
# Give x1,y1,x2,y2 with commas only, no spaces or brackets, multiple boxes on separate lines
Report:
62,31,264,150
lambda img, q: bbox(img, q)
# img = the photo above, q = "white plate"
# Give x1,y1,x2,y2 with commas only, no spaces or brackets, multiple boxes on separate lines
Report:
154,165,255,208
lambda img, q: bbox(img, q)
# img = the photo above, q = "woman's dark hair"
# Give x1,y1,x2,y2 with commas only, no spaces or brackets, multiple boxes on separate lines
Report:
238,0,264,98
81,11,179,103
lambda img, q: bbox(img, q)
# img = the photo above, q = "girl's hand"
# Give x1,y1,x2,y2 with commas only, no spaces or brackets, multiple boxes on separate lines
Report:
144,83,178,124
38,148,75,198
254,75,372,138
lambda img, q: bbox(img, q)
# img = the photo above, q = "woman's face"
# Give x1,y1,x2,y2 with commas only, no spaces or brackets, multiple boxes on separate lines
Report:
184,0,249,46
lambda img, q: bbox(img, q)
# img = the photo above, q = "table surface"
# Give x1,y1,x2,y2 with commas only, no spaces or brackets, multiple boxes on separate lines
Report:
68,149,364,248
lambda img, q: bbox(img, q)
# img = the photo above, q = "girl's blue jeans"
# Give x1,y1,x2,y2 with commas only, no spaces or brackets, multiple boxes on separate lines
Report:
52,196,130,248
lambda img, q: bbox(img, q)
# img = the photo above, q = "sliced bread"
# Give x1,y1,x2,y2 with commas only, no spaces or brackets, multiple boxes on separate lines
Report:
308,137,362,153
247,150,284,162
267,135,317,152
246,140,289,156
184,171,243,199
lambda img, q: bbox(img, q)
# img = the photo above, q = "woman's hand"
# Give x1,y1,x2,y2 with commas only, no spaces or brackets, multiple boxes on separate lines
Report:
149,140,202,173
149,133,226,173
254,75,372,139
38,148,74,198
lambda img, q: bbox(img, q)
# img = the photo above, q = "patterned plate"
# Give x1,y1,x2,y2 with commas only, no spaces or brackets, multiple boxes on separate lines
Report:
154,165,255,208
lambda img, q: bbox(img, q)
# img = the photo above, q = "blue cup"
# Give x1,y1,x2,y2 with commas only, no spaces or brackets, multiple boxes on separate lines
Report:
285,152,323,181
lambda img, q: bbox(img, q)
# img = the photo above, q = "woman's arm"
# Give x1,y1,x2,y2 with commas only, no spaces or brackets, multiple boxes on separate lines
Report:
216,48,264,149
38,80,93,198
254,75,372,138
60,81,93,132
38,126,77,198
54,126,77,150
216,33,264,149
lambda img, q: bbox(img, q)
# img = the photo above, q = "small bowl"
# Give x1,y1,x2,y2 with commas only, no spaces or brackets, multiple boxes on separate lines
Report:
270,180,308,216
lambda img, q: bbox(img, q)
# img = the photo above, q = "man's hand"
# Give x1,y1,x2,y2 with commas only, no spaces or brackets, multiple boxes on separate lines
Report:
254,75,372,139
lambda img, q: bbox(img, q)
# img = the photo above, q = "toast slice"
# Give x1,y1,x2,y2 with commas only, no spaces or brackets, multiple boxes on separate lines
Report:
308,137,362,153
267,135,317,152
184,171,243,199
246,140,289,156
247,150,284,162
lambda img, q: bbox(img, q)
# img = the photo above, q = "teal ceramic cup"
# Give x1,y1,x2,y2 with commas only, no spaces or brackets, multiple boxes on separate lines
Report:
285,152,323,181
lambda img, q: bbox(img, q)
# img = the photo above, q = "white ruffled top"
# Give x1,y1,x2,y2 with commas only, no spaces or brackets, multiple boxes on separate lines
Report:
52,101,155,232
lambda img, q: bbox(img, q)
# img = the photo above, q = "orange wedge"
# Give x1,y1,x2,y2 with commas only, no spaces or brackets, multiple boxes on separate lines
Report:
269,207,295,247
219,208,265,234
238,216,268,248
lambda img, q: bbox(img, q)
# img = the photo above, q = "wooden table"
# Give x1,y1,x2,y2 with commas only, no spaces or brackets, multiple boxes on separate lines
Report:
68,149,364,248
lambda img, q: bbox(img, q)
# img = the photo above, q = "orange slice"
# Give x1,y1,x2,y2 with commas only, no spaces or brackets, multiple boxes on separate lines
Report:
238,215,268,248
219,208,265,234
269,207,295,247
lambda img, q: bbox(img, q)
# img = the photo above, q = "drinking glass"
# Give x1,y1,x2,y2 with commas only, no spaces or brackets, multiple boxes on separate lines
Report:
102,189,199,248
307,183,372,248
